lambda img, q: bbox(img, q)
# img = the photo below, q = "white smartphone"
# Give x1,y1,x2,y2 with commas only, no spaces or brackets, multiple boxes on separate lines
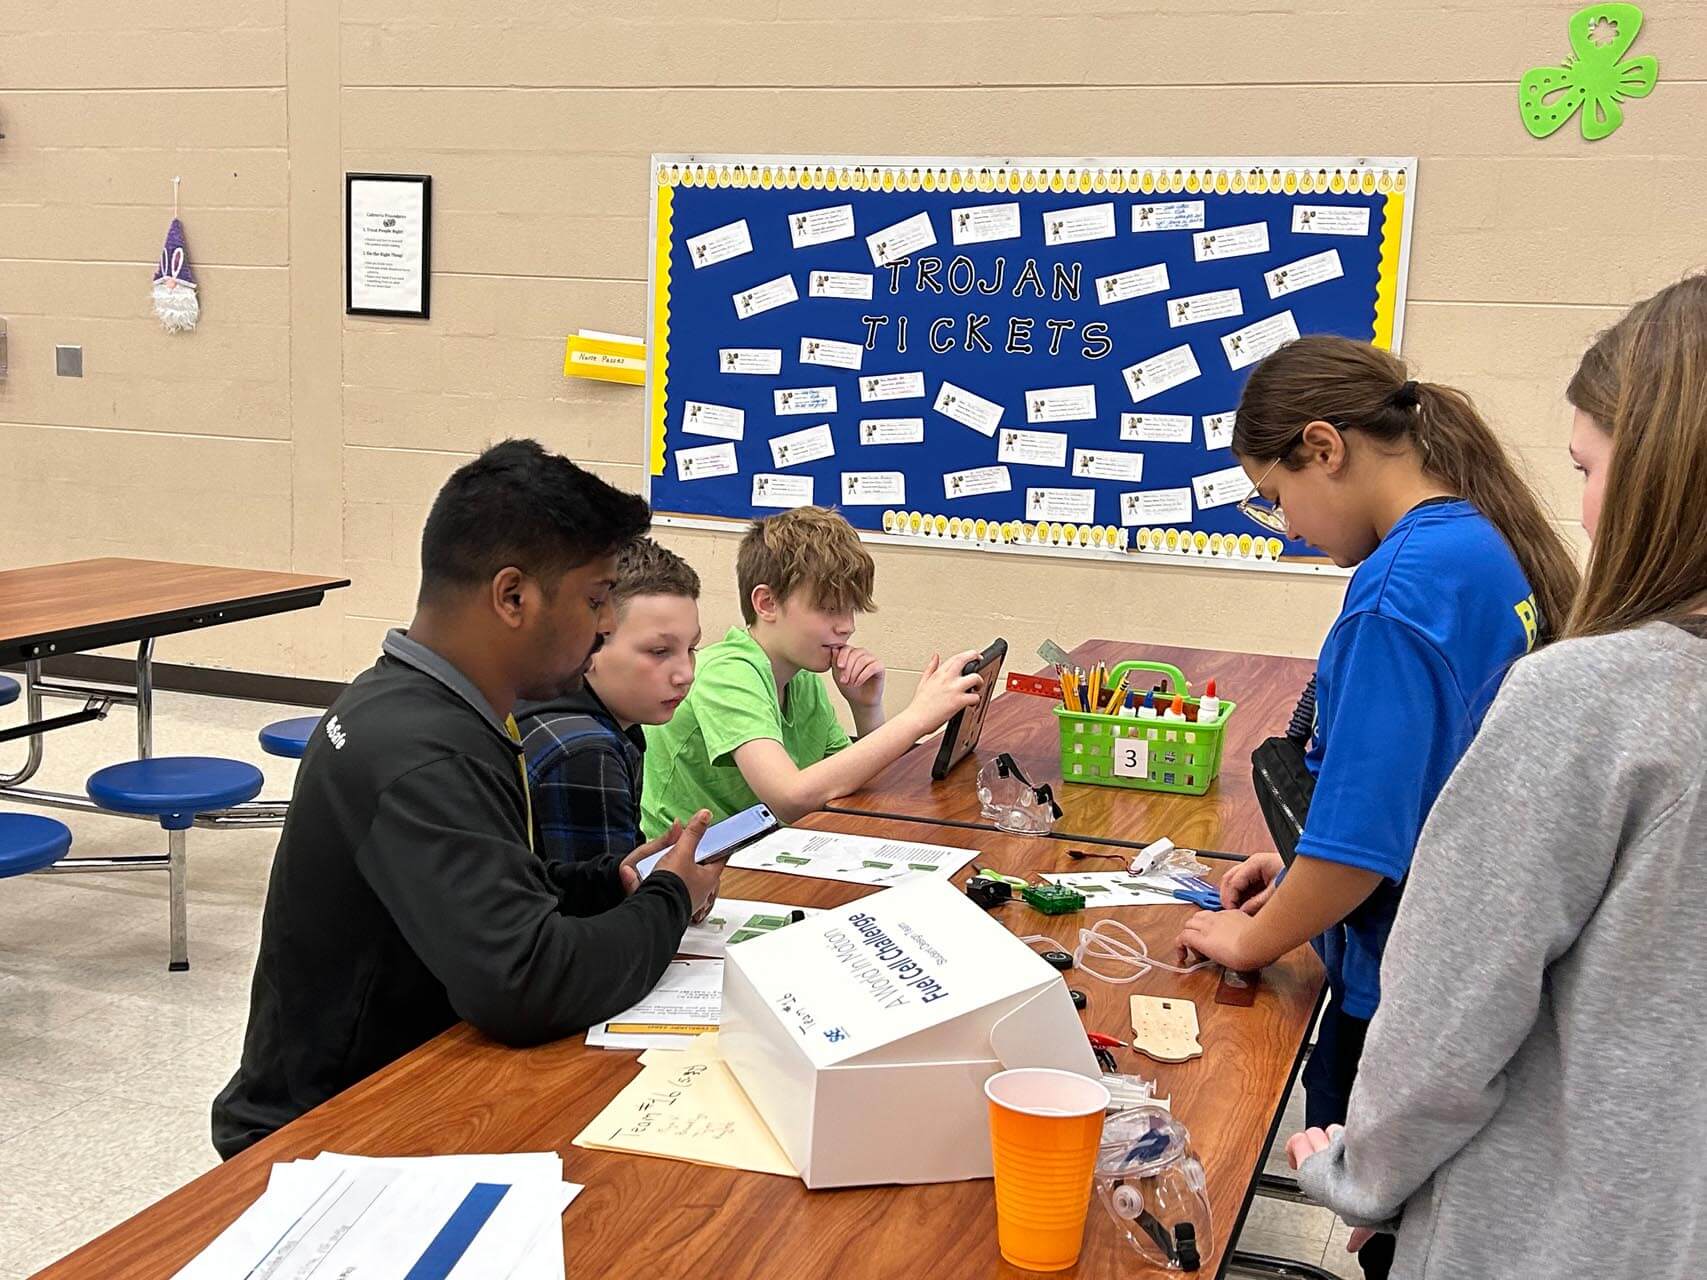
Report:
635,803,779,879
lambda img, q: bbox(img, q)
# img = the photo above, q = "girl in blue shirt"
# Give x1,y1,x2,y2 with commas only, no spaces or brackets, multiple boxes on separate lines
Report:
1175,336,1578,1277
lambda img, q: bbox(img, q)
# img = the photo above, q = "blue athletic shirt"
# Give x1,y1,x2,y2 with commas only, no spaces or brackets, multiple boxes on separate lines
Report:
1299,498,1540,1019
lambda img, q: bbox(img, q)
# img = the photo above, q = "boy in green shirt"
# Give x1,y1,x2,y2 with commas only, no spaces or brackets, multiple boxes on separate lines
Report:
642,506,985,833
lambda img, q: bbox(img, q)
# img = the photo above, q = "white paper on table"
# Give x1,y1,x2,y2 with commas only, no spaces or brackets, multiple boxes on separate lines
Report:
726,828,977,887
587,958,724,1051
1040,871,1183,908
678,899,821,959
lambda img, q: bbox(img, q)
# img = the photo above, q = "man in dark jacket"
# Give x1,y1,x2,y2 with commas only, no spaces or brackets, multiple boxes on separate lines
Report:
212,439,721,1158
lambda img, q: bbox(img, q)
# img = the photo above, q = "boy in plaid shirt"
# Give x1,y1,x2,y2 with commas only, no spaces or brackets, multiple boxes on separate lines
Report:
518,539,701,863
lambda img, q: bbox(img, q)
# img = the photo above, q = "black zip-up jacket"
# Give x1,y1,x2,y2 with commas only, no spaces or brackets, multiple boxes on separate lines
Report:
211,644,690,1158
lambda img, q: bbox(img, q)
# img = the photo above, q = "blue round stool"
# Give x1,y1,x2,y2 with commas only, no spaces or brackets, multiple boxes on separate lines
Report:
258,715,321,760
0,674,19,708
0,812,72,877
86,757,264,970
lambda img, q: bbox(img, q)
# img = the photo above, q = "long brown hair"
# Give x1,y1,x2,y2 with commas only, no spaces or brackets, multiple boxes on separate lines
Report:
1234,335,1579,643
1565,275,1707,637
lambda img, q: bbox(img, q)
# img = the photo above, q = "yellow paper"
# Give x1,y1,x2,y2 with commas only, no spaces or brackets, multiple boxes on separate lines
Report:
564,332,645,385
572,1050,798,1178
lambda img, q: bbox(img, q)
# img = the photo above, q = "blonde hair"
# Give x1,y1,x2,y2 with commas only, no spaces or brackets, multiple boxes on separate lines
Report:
1565,274,1707,637
736,506,876,625
1234,335,1579,643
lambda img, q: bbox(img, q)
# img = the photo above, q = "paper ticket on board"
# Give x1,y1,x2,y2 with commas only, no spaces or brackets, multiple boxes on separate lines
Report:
1026,487,1096,523
1121,413,1193,444
945,465,1011,500
752,474,814,509
934,381,1004,436
1193,222,1269,262
1043,202,1116,246
1192,464,1255,510
1266,249,1343,299
859,417,924,445
720,348,782,375
1121,487,1194,526
800,336,864,370
734,275,798,319
770,423,835,469
841,471,906,505
789,204,855,249
1221,311,1299,371
1293,205,1370,236
1024,384,1096,424
1072,449,1145,483
676,442,738,481
809,270,875,300
1132,201,1205,232
774,386,837,416
1096,263,1170,305
997,428,1069,468
1123,344,1202,403
859,371,925,402
682,400,745,441
867,212,936,267
1167,288,1243,328
688,219,753,269
1202,411,1237,450
951,202,1021,245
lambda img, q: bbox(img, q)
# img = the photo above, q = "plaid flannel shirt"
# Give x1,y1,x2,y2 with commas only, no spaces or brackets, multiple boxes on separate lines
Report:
516,683,646,865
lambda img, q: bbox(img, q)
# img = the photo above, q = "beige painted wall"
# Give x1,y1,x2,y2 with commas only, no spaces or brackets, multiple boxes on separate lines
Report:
6,1,1701,717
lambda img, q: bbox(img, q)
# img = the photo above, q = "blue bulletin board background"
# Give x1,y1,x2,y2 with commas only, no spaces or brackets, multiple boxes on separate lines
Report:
646,156,1416,567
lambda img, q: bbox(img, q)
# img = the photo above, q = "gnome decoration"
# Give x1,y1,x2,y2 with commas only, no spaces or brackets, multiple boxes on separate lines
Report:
152,178,200,333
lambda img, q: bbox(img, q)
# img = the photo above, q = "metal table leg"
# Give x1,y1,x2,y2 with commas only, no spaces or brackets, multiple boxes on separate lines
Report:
1227,1252,1340,1280
0,660,47,787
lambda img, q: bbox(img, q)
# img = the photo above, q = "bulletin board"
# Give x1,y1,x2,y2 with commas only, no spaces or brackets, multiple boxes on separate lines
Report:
645,155,1417,572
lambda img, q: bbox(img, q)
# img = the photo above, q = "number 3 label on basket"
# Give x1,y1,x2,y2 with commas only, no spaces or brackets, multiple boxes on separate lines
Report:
1112,736,1149,779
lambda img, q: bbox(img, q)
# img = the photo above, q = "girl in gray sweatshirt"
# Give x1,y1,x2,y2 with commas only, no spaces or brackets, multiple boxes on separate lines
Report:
1289,275,1707,1278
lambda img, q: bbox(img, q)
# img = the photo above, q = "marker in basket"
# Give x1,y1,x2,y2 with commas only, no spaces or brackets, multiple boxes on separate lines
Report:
1197,679,1221,723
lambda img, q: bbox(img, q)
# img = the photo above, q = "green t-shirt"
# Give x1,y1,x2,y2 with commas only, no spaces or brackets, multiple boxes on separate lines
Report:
641,625,852,837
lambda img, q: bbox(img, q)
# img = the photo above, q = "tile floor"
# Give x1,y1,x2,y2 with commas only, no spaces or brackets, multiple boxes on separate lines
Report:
0,688,1353,1278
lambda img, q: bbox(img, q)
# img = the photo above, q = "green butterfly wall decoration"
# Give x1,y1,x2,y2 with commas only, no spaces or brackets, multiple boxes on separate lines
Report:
1520,4,1658,140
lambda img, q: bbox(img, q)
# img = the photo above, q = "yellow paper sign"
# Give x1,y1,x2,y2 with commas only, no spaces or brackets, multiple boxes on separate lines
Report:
564,331,645,385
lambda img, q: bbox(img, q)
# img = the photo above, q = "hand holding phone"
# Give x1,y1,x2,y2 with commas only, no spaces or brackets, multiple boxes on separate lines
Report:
633,803,779,880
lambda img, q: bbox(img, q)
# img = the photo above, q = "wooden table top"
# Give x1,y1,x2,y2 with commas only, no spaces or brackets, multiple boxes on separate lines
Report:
36,810,1324,1280
0,558,350,664
829,640,1316,856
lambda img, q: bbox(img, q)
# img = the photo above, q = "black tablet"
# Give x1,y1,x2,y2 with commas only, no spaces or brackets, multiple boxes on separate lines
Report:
931,639,1007,780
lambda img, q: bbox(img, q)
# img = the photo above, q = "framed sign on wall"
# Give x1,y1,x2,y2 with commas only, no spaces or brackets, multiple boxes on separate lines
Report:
345,172,432,319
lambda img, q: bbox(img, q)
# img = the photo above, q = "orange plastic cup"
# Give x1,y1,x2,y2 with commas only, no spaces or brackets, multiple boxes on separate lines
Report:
985,1068,1111,1271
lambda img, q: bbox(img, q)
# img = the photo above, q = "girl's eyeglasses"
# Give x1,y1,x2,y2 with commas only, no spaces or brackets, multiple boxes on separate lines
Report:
1237,455,1290,535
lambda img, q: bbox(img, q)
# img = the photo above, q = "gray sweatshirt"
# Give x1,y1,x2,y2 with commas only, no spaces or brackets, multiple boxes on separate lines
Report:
1297,620,1707,1280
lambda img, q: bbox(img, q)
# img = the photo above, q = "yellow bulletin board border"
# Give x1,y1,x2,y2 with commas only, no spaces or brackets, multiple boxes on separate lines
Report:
644,154,1418,579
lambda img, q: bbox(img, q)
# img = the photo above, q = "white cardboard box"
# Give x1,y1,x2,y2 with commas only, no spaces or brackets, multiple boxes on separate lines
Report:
720,877,1100,1188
